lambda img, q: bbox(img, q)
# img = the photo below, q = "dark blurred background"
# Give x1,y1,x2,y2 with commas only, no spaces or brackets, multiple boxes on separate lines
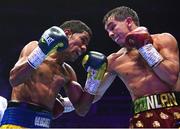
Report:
0,0,179,128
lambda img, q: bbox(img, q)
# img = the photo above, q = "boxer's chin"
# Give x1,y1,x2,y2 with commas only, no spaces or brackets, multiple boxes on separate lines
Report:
116,39,126,47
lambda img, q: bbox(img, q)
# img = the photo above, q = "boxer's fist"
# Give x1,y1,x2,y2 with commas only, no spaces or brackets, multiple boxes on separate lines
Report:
82,51,107,80
125,27,153,49
52,94,75,119
82,51,107,95
52,97,64,119
27,26,68,69
38,26,68,54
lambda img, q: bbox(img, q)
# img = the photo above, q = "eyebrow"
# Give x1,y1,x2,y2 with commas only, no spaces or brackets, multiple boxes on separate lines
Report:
105,22,113,30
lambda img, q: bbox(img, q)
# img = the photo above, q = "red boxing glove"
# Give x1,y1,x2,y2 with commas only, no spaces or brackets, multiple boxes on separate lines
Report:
126,27,163,67
125,27,153,49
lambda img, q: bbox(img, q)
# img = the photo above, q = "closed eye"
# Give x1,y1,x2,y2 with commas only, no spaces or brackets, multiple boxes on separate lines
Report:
80,36,89,46
109,24,115,31
106,22,115,32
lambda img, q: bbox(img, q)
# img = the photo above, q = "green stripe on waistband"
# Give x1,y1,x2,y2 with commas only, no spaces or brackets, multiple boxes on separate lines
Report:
134,96,148,114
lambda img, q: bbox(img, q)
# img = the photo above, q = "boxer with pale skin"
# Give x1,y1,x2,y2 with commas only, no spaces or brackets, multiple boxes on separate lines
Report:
95,6,180,128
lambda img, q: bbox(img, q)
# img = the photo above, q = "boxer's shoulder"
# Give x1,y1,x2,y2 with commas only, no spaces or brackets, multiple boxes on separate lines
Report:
23,41,39,49
108,47,127,61
152,33,177,49
61,63,77,81
19,41,39,58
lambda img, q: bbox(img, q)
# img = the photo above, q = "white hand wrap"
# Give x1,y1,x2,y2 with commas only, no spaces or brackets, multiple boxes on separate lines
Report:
62,97,75,113
84,67,101,95
27,47,46,69
138,44,163,67
0,96,7,122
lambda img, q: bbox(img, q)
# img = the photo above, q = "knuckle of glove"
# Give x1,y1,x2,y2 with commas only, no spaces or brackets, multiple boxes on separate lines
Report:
40,26,68,53
125,27,152,49
56,37,69,52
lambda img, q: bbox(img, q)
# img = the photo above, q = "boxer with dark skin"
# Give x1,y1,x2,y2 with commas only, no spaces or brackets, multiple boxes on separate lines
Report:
0,20,107,128
94,6,180,128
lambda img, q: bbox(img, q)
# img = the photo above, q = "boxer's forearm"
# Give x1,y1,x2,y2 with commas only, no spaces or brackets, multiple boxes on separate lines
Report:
74,93,94,116
9,57,36,87
152,34,179,86
64,81,94,116
153,59,179,86
93,72,117,103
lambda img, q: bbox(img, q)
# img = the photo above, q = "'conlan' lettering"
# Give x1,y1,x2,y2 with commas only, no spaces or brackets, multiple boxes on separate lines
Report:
146,93,178,110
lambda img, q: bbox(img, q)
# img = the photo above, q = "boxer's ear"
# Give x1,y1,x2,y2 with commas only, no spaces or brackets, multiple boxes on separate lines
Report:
125,17,133,30
64,29,73,38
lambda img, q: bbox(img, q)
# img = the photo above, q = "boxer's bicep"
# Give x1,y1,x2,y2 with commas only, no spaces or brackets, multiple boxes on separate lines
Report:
13,41,38,68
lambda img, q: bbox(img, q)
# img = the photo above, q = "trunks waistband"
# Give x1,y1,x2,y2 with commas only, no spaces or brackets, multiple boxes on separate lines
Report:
1,101,52,128
133,91,180,114
7,101,51,112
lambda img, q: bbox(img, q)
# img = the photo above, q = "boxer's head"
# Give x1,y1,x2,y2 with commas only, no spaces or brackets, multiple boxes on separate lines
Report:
59,20,92,62
103,6,140,46
60,20,92,38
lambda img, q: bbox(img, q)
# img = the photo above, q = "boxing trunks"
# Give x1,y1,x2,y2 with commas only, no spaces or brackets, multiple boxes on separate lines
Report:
129,91,180,128
0,101,52,128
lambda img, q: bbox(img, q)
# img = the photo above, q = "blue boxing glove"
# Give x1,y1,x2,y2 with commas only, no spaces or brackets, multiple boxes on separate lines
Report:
82,51,107,95
27,26,68,69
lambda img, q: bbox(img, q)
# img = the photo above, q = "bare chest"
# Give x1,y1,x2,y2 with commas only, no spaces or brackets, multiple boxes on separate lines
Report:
110,50,150,78
32,61,68,87
109,49,170,99
11,61,69,109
